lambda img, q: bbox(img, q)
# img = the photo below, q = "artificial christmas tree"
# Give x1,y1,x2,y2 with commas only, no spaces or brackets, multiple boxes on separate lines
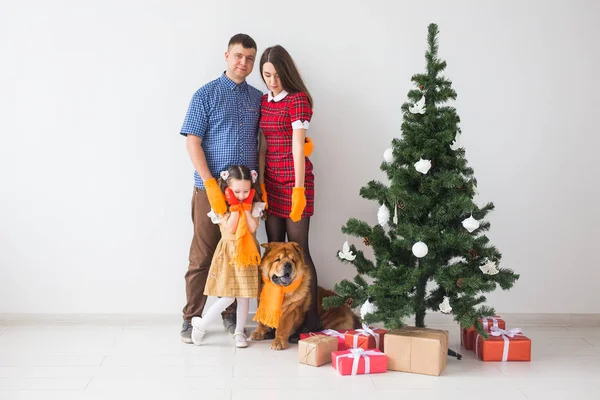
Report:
324,24,519,344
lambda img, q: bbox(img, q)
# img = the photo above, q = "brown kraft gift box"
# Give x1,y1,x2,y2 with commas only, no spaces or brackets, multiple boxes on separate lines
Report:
298,335,338,367
384,327,449,376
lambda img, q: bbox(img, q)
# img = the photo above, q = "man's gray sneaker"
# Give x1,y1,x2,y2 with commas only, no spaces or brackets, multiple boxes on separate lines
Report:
222,313,247,336
180,320,193,344
222,313,236,335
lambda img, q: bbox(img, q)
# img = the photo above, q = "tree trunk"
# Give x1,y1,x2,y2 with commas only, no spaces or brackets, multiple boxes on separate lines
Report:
415,269,427,328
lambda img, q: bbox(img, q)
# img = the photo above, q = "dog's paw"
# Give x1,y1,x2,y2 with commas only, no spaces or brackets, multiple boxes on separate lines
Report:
270,337,288,351
250,329,266,341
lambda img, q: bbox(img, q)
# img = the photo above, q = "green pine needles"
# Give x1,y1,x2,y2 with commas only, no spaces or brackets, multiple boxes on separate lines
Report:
323,24,519,334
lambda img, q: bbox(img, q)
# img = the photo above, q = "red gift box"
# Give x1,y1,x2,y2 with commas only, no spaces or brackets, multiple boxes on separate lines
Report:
480,316,506,331
299,329,348,351
332,348,388,375
475,327,531,362
461,316,506,350
461,326,476,350
344,325,387,351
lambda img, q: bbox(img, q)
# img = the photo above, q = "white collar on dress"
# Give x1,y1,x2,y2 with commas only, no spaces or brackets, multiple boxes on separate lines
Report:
268,90,289,102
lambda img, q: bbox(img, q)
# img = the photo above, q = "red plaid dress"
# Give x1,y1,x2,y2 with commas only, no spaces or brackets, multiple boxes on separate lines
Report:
260,91,314,219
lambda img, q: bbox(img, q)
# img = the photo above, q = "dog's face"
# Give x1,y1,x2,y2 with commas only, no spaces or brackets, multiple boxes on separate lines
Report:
260,242,305,287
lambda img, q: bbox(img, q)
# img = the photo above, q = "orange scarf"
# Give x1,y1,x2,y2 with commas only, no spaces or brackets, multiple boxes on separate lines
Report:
254,274,303,328
229,203,261,268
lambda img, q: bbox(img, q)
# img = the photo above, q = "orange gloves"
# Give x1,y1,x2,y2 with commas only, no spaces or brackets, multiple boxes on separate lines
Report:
224,187,239,206
242,189,255,206
304,137,314,157
259,183,268,209
289,187,306,222
225,188,255,212
204,178,227,214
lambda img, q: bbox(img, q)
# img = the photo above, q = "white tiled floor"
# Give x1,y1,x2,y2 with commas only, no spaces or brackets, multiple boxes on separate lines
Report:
1,314,599,399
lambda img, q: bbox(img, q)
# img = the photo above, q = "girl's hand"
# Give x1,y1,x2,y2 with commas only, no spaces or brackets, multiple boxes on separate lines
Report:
224,188,240,206
242,189,255,206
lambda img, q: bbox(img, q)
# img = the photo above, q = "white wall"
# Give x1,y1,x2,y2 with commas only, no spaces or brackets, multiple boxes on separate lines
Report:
1,0,599,315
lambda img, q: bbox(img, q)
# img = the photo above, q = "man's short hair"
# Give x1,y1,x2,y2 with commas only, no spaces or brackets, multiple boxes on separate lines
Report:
228,33,257,50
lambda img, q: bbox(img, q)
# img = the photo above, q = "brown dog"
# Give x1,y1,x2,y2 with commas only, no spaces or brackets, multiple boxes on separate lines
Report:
250,242,360,350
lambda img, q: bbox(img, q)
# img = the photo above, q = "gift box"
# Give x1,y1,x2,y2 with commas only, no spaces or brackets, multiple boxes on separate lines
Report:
332,348,388,376
461,316,506,350
475,327,531,362
298,335,338,367
384,327,449,376
461,326,476,350
299,329,348,351
344,324,387,351
480,316,506,331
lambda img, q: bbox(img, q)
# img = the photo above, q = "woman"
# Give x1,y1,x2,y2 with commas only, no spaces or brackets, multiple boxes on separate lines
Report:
258,45,321,335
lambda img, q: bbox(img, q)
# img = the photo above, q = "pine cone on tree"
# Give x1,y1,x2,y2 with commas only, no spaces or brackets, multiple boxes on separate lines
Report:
363,236,371,246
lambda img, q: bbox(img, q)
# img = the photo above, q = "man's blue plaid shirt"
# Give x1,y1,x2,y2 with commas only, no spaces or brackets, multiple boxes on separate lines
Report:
180,72,263,189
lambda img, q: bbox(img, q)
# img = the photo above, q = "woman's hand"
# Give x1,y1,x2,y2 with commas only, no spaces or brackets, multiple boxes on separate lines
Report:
289,187,306,222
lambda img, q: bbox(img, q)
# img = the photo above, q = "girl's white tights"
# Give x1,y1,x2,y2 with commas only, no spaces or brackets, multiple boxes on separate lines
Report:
196,297,249,334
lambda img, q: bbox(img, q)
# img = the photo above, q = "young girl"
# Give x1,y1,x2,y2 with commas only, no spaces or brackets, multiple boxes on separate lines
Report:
191,165,265,348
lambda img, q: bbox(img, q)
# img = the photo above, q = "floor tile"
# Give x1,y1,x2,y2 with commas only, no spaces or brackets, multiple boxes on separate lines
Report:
0,315,598,399
0,377,91,390
0,355,105,367
0,389,231,400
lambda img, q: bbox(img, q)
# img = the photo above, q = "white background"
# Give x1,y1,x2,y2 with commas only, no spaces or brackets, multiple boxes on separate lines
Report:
1,0,598,315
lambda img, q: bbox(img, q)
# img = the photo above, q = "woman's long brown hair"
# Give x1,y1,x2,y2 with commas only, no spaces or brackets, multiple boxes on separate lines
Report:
260,45,313,107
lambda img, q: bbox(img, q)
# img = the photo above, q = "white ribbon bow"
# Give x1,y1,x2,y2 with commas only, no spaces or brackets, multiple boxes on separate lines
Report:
476,326,523,361
481,316,501,331
353,323,380,349
490,326,522,338
320,329,346,339
336,347,383,375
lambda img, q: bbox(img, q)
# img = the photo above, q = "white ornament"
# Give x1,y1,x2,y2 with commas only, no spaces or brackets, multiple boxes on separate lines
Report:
393,202,398,225
439,296,452,314
412,241,428,258
338,241,356,261
414,158,432,174
450,134,461,151
447,256,468,266
462,215,480,233
409,94,426,114
360,299,378,319
479,261,499,275
383,148,394,163
377,204,390,226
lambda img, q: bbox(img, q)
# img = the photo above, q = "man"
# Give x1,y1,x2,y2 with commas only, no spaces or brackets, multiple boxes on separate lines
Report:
179,34,262,343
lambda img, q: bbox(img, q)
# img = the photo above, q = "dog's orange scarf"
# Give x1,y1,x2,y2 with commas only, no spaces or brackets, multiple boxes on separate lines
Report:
254,274,303,328
229,203,261,268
